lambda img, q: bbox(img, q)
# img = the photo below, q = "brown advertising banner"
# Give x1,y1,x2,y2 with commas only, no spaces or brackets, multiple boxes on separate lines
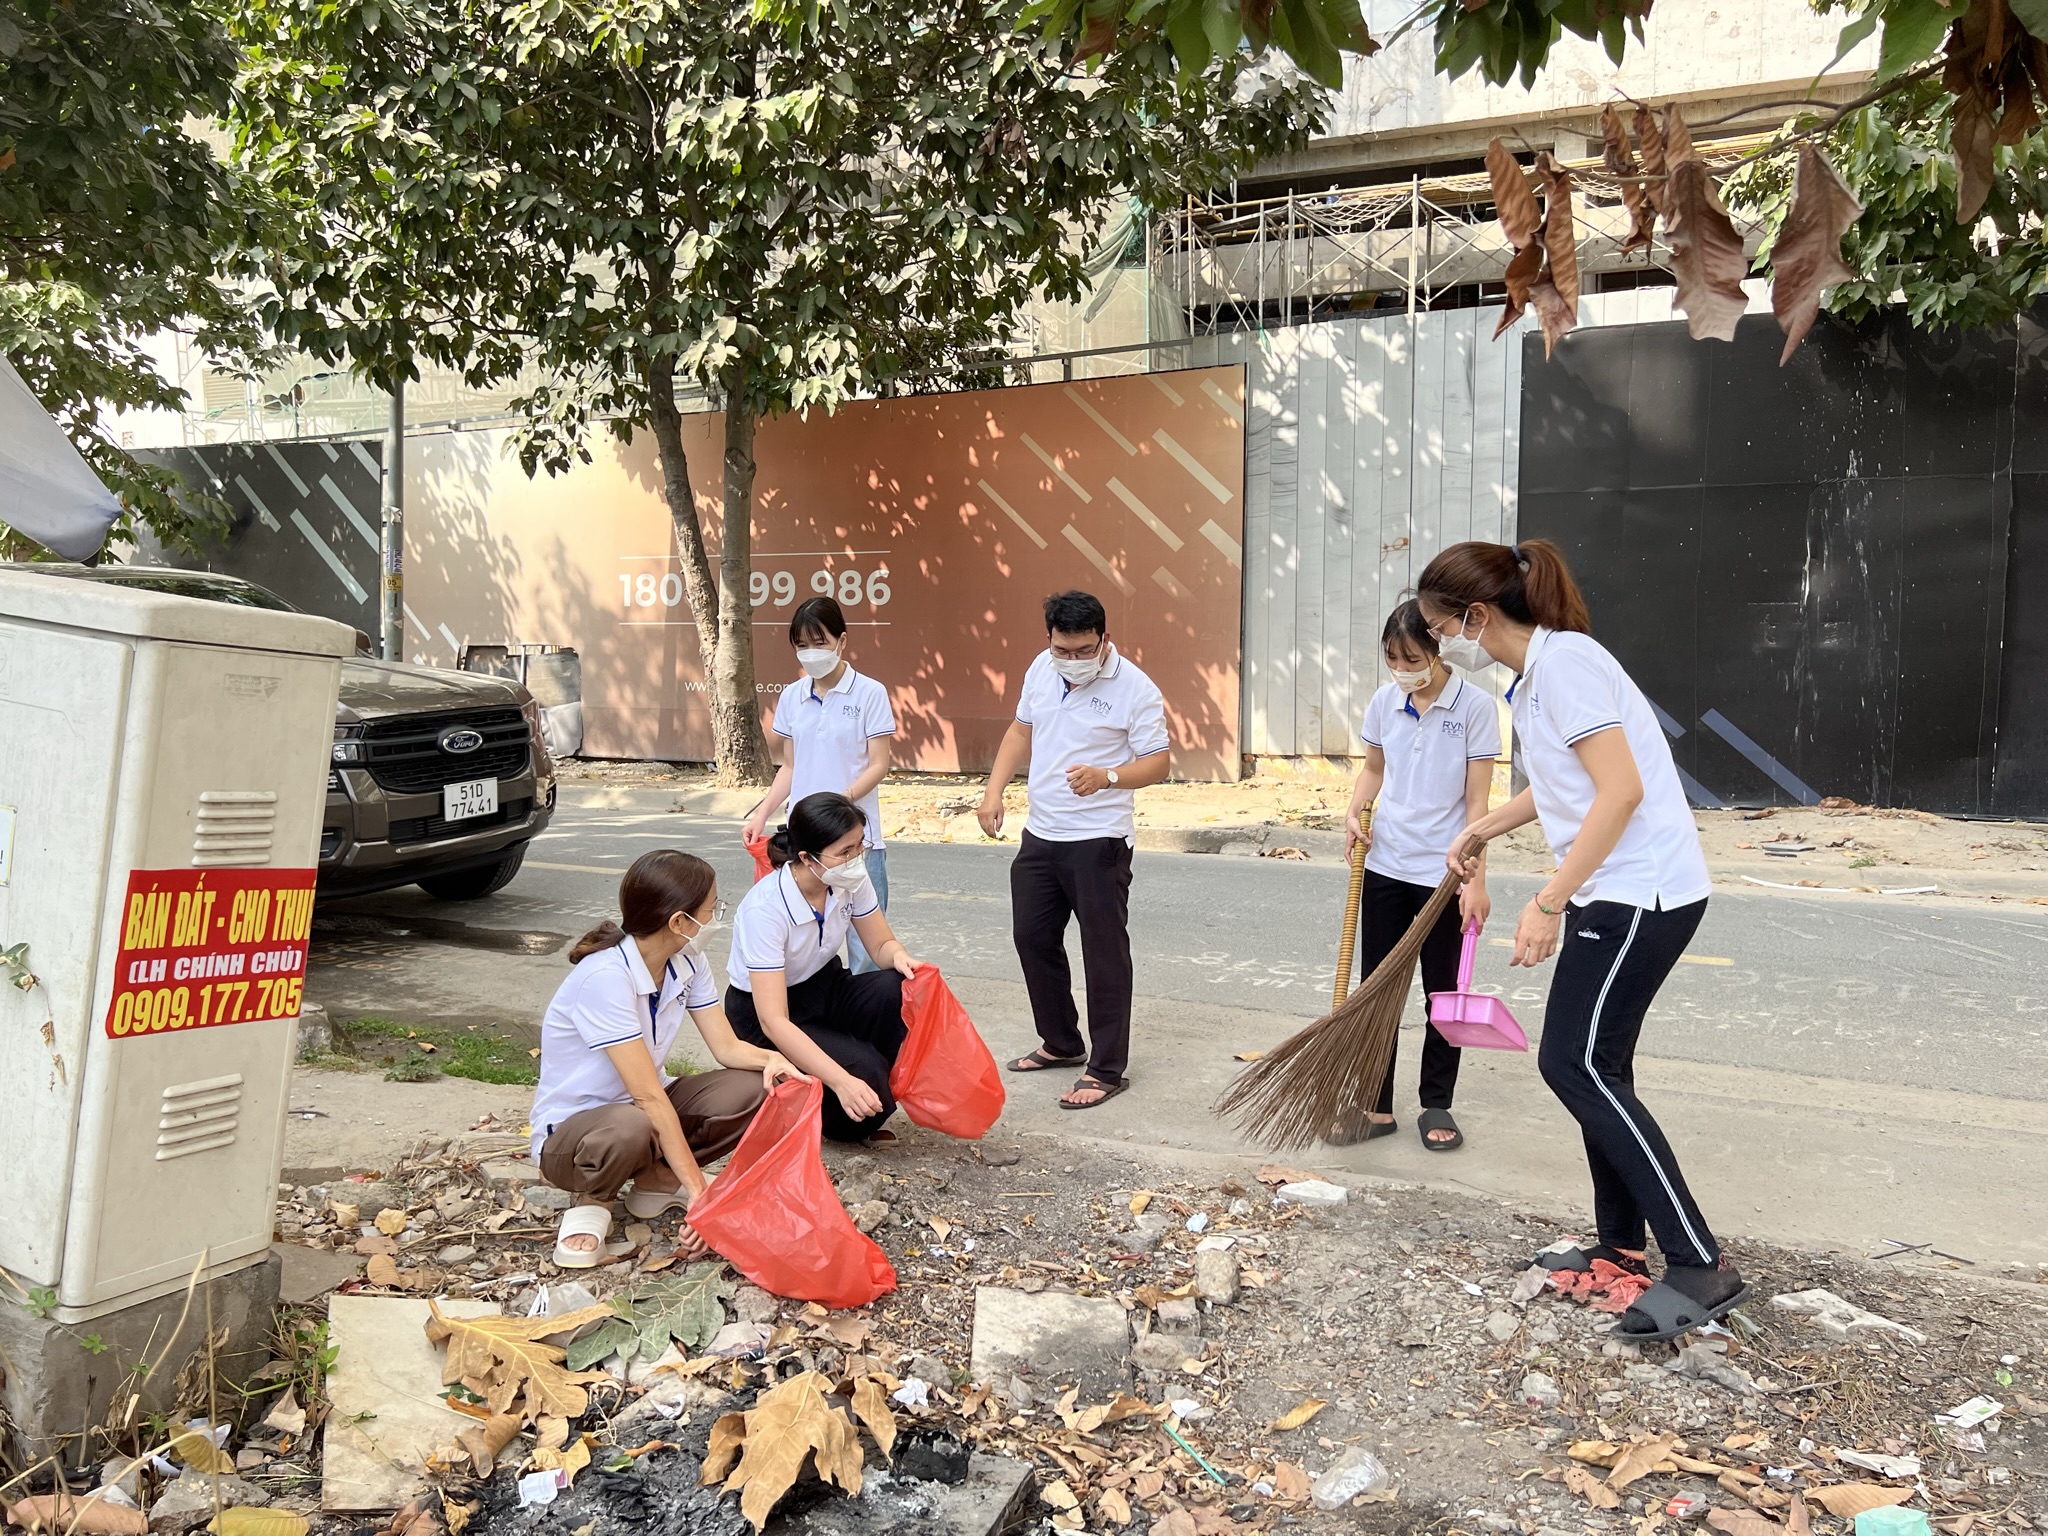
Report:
406,365,1247,779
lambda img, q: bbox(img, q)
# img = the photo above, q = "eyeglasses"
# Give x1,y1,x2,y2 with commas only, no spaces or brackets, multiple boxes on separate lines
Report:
690,899,729,927
1048,638,1103,660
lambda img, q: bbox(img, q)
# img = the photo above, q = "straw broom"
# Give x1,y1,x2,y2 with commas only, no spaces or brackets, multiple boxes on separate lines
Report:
1330,825,1369,1013
1218,836,1475,1150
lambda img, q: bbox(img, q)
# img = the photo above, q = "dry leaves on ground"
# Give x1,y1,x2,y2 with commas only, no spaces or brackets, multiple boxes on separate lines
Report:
424,1300,614,1417
169,1429,236,1475
1564,1463,1622,1509
702,1370,865,1531
1268,1398,1326,1431
4,1494,149,1535
528,1436,591,1489
371,1498,444,1536
452,1412,521,1477
562,1264,732,1369
1805,1484,1914,1518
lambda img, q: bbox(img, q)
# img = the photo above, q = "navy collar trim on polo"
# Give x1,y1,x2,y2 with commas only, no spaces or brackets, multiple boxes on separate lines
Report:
1402,672,1465,720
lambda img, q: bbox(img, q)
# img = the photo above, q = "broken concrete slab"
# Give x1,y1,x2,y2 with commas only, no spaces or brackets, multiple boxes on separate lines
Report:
1155,1297,1200,1335
969,1287,1129,1400
1192,1250,1240,1304
1130,1333,1192,1374
321,1294,500,1511
1277,1179,1348,1207
271,1242,365,1306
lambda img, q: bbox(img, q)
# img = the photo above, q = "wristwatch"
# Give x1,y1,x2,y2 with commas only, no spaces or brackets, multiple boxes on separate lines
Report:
1106,768,1121,787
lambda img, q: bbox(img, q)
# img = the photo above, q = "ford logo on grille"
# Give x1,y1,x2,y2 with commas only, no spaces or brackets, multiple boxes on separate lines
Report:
439,727,485,754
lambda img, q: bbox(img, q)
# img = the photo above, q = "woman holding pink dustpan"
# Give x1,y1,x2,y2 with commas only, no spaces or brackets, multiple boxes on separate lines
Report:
1418,539,1749,1346
1328,600,1501,1152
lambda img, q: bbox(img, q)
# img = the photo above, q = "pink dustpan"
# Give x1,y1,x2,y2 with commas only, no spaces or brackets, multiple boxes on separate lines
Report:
1428,924,1529,1050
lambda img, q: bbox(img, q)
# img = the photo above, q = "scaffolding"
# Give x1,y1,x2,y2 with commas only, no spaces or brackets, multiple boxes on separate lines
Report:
1147,135,1771,336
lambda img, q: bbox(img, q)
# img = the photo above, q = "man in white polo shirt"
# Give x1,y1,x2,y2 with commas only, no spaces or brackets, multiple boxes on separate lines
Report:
977,591,1171,1109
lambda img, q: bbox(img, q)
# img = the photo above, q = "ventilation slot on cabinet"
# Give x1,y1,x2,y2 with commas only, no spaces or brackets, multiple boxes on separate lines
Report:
192,791,276,867
157,1072,243,1161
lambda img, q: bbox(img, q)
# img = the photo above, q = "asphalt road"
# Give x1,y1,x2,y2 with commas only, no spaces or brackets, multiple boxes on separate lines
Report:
461,802,2048,1100
308,797,2048,1266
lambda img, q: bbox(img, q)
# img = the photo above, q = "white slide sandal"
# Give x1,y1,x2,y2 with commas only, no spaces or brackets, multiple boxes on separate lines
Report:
623,1184,689,1220
552,1204,612,1269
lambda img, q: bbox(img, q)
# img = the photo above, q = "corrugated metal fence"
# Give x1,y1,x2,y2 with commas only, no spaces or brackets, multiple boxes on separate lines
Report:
1191,308,1526,757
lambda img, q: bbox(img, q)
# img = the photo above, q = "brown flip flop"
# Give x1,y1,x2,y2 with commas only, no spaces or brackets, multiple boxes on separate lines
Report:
1058,1075,1130,1110
1009,1047,1086,1073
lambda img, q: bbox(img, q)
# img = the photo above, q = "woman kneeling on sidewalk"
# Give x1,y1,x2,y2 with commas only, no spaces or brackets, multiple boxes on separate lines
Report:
531,850,803,1268
725,792,922,1144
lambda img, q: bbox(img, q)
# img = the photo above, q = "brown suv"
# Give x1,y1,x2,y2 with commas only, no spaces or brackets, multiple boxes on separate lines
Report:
27,564,556,901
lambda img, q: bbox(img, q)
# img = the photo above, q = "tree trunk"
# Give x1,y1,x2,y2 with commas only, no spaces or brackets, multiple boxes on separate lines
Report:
648,353,754,778
709,381,771,785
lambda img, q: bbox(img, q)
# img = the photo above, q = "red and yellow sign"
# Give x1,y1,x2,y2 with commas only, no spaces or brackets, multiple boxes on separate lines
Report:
105,867,317,1039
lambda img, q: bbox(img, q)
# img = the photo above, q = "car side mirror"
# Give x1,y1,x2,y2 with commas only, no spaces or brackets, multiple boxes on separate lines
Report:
353,629,374,657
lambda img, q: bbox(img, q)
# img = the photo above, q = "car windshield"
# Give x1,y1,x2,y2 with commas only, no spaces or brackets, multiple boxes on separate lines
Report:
91,571,299,612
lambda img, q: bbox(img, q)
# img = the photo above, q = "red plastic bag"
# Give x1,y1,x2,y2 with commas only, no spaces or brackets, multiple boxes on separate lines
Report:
687,1076,896,1308
742,829,775,884
890,964,1005,1139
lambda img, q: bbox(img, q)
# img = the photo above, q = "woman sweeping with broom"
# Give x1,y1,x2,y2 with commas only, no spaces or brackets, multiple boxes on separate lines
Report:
1416,538,1748,1344
1327,600,1500,1151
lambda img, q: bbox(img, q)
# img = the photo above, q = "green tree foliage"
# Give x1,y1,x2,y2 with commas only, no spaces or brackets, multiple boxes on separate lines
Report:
0,1,259,552
231,0,1325,780
1728,80,2048,331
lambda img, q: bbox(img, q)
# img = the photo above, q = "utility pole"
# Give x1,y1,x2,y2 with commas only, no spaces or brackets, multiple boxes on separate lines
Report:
379,379,404,662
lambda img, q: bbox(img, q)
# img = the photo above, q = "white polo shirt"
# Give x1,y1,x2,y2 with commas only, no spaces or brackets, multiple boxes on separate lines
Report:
727,863,881,992
1016,644,1171,844
529,937,719,1156
772,665,896,849
1360,675,1501,887
1510,627,1710,909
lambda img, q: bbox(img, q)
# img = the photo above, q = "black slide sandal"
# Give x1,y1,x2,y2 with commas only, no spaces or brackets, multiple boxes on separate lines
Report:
1009,1047,1086,1073
1058,1075,1130,1110
1324,1110,1398,1146
1417,1108,1464,1151
1613,1280,1755,1343
1528,1242,1650,1276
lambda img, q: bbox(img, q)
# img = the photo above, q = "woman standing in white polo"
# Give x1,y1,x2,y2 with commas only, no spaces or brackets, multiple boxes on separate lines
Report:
1417,538,1748,1344
1332,599,1499,1150
745,595,897,972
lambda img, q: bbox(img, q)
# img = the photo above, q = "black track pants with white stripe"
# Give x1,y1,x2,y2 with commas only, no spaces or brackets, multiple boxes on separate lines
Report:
1536,897,1720,1269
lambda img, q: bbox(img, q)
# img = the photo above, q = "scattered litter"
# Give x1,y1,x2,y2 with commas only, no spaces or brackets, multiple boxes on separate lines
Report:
1186,1212,1209,1233
1762,843,1815,855
1838,1450,1922,1479
1667,1494,1708,1520
516,1470,563,1508
1311,1445,1390,1510
1852,1509,1933,1536
1667,1340,1756,1396
1868,1237,1973,1265
1936,1394,2003,1430
1276,1179,1348,1207
1769,1288,1928,1344
1194,1233,1237,1253
891,1379,930,1409
1880,885,1940,896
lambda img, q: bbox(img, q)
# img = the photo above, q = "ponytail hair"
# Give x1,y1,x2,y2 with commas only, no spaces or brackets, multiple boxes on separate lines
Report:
1415,538,1591,635
766,791,868,869
569,849,717,963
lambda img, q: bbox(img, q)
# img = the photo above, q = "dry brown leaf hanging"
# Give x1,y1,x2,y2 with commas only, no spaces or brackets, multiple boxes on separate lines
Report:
1805,1485,1914,1518
1770,143,1862,363
453,1412,522,1477
700,1370,864,1531
1999,58,2042,142
1535,152,1581,312
1662,109,1750,344
849,1376,898,1458
206,1511,310,1536
5,1494,149,1535
1953,83,1998,223
1602,104,1656,253
424,1301,615,1418
1486,139,1543,249
1496,241,1544,339
1529,279,1577,355
1634,105,1670,215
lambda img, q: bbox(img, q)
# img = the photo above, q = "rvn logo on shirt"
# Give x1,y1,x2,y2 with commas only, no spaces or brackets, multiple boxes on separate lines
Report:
1087,697,1114,717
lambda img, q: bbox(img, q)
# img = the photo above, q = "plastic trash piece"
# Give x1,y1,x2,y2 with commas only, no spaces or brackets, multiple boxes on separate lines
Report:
686,1077,897,1308
1854,1509,1932,1536
743,829,776,885
890,964,1004,1139
1311,1446,1389,1509
1427,925,1529,1050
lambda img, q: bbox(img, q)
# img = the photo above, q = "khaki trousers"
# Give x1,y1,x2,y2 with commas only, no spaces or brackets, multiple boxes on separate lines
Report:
537,1069,765,1200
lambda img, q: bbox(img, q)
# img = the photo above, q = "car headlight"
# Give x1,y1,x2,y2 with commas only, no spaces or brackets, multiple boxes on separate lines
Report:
333,724,365,763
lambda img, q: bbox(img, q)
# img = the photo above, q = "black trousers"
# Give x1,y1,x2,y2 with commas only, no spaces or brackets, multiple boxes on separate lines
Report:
1536,897,1720,1269
1358,869,1465,1114
1010,829,1135,1084
726,959,906,1143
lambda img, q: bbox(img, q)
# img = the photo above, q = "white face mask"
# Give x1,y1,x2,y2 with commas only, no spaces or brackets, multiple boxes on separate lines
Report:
796,647,839,679
676,907,721,960
1389,664,1434,693
1436,614,1491,672
1051,645,1105,686
810,854,868,895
